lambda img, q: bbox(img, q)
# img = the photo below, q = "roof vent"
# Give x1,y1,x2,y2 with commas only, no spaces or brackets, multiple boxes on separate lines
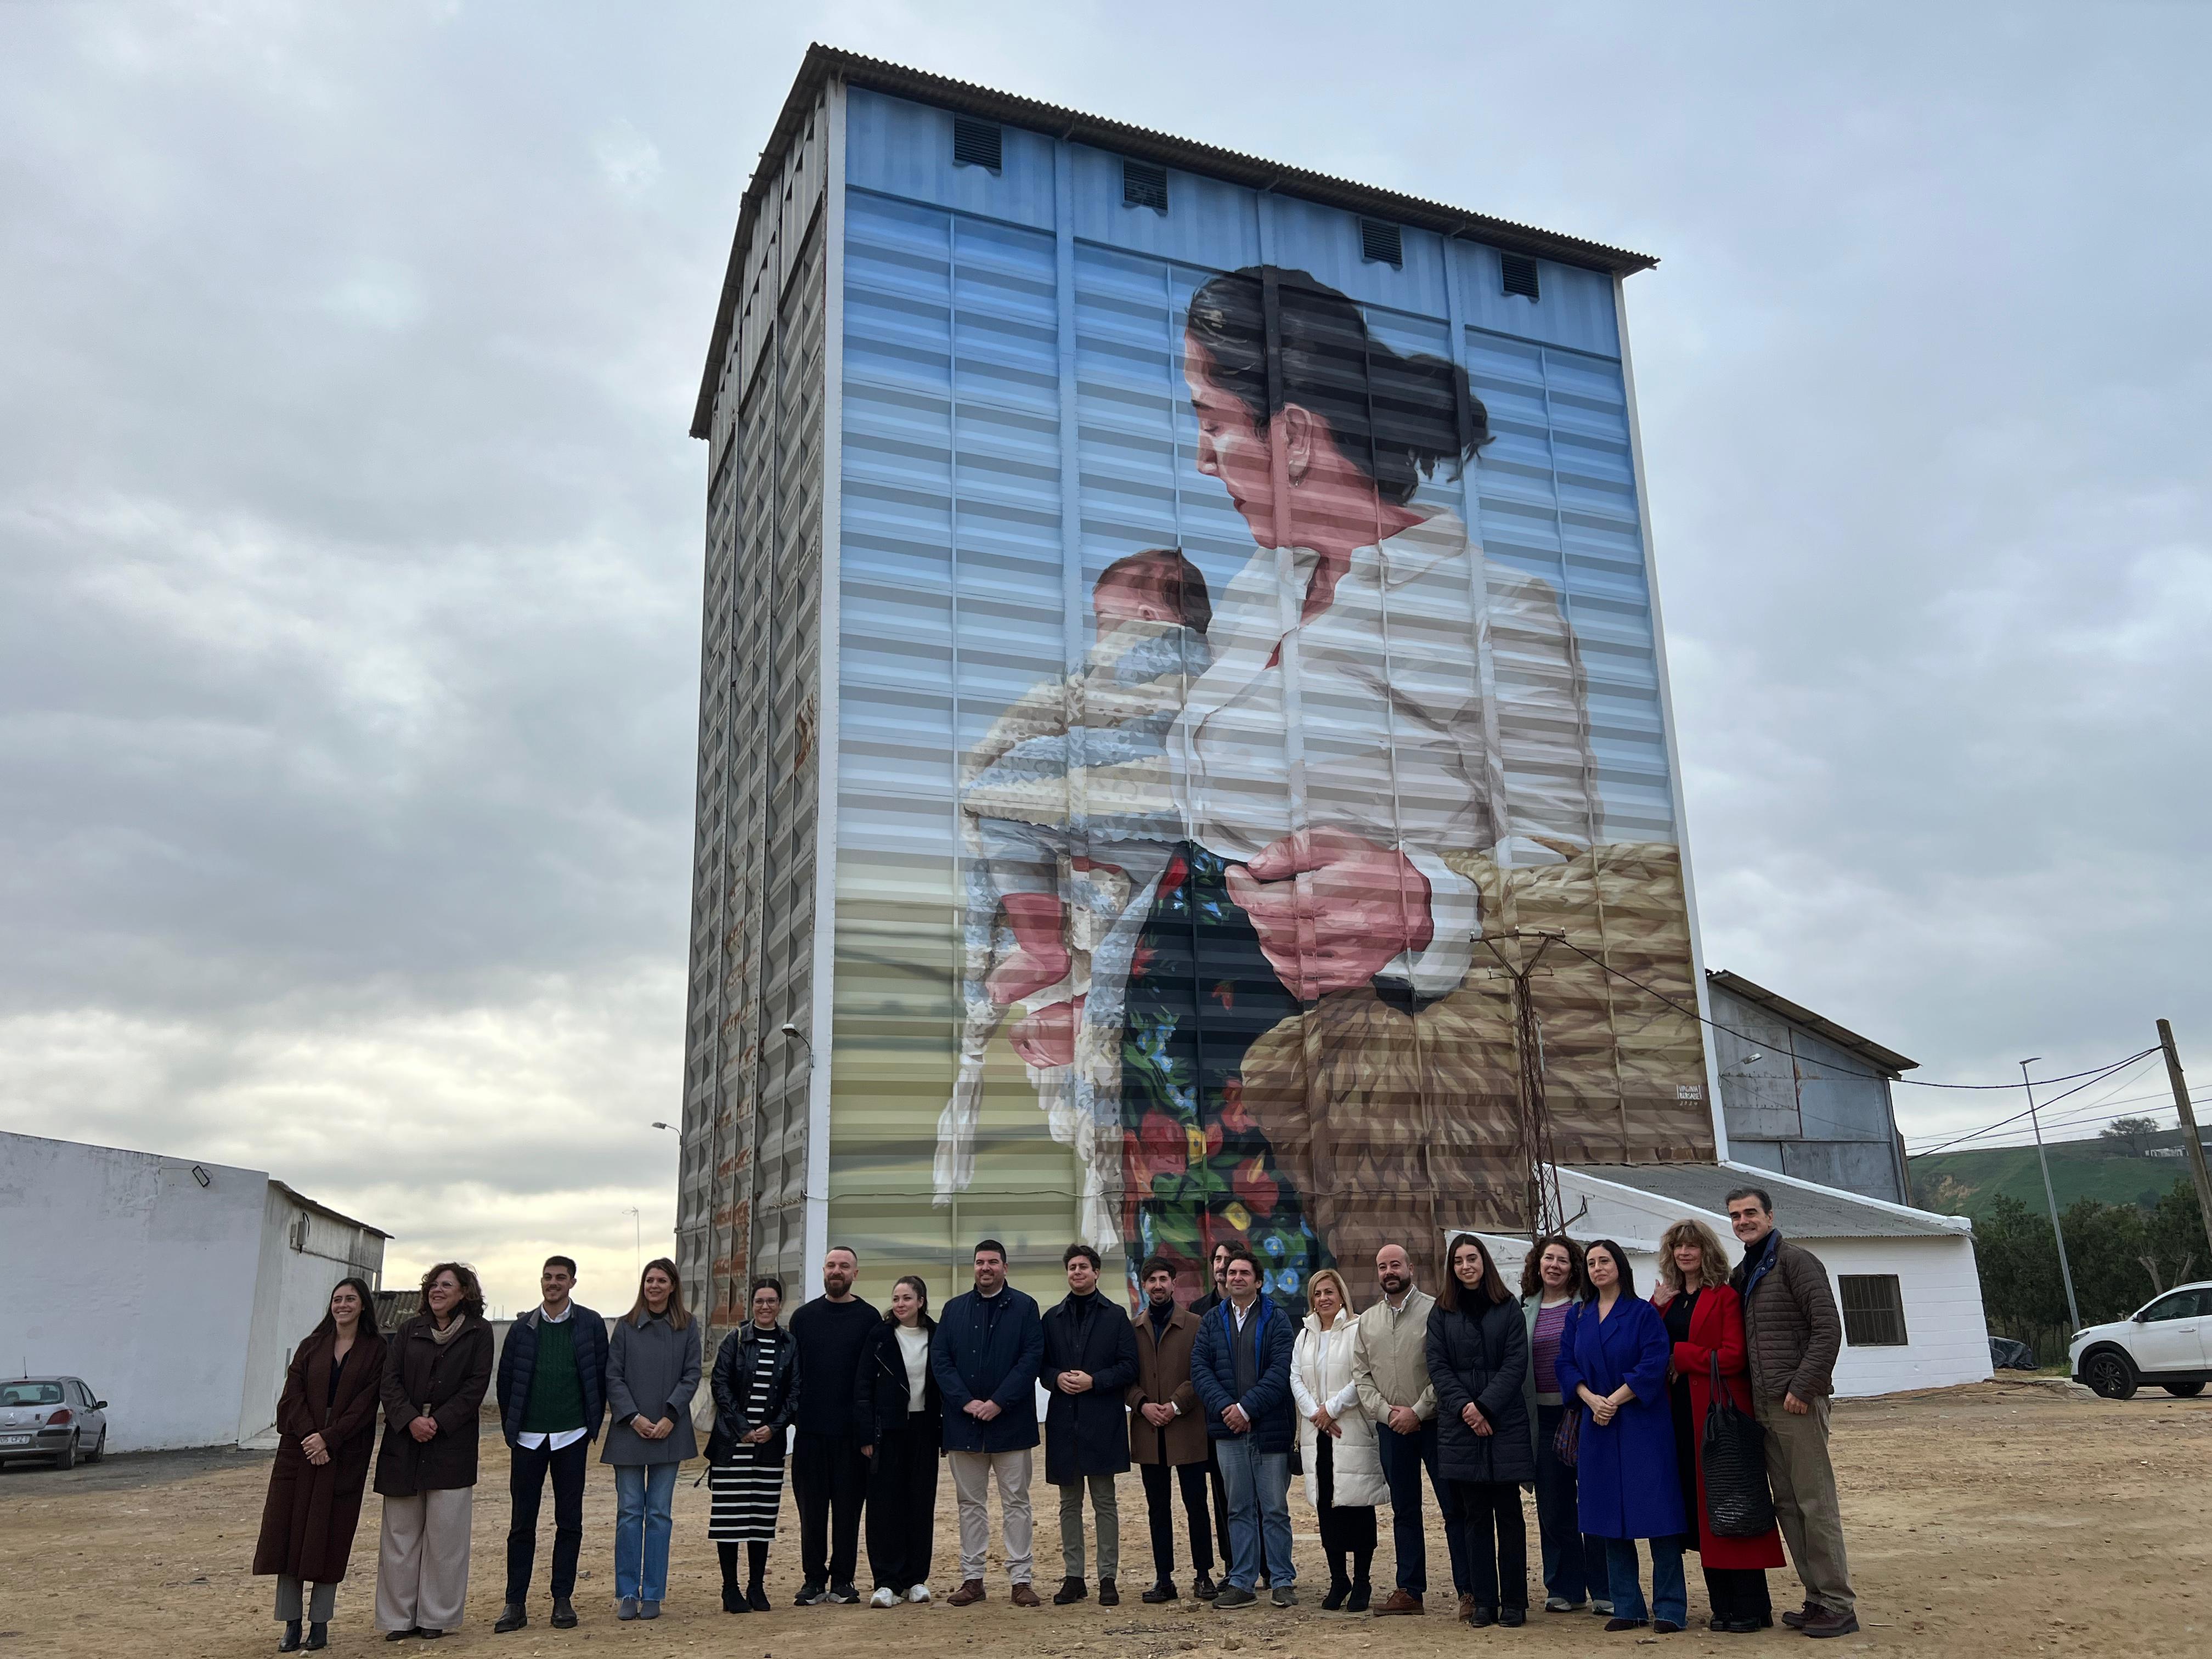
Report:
1122,159,1169,213
1361,219,1403,267
952,116,1001,172
1501,252,1541,301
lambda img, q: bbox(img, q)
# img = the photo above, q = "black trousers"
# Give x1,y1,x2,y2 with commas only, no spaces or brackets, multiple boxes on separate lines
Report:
1314,1437,1377,1583
505,1436,589,1602
792,1431,868,1588
1141,1458,1215,1580
864,1414,939,1593
1703,1564,1773,1624
1448,1480,1528,1613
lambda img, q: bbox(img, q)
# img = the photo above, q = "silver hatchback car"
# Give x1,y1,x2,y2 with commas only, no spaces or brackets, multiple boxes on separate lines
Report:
0,1377,109,1469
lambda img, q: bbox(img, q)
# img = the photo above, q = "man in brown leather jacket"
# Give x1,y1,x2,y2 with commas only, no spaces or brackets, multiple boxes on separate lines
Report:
1726,1186,1855,1639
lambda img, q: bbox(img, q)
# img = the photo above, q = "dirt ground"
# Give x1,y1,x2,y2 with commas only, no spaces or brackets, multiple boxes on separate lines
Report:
0,1379,2203,1657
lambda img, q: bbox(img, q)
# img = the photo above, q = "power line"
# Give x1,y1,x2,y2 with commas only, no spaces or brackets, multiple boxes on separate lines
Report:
1533,932,2156,1093
1901,1087,2180,1150
1903,1053,2163,1156
1904,1064,2170,1152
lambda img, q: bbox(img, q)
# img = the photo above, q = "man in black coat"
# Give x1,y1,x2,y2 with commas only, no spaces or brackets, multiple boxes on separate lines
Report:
788,1245,879,1605
494,1255,610,1633
934,1239,1047,1607
1041,1244,1140,1606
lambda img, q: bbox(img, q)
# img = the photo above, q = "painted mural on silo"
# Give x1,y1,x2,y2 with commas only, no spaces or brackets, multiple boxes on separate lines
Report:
832,163,1710,1304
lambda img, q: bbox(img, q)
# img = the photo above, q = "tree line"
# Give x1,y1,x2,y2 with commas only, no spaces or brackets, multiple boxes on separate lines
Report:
1974,1176,2208,1363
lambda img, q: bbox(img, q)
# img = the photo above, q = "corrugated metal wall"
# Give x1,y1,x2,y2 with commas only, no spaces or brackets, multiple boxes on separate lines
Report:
678,97,829,1345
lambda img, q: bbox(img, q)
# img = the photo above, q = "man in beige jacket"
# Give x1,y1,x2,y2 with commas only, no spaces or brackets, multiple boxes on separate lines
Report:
1350,1243,1456,1616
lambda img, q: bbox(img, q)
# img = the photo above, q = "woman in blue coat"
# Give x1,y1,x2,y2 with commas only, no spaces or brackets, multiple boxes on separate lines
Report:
1554,1240,1686,1633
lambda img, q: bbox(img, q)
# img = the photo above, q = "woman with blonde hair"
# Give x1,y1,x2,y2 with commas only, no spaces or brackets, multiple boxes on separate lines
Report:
1650,1220,1782,1634
603,1259,702,1621
1291,1267,1383,1610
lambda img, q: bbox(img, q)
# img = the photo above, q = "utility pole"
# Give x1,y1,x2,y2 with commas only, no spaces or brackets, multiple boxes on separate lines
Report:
2155,1020,2212,1259
2020,1058,2081,1331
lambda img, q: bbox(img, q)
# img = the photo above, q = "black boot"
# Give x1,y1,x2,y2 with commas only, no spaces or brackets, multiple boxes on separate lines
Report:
279,1621,303,1653
1321,1556,1350,1612
748,1542,771,1611
303,1625,328,1653
1347,1551,1373,1615
720,1544,750,1613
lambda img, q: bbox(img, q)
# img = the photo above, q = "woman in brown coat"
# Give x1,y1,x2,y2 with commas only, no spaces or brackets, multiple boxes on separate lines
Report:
373,1262,495,1639
253,1278,387,1652
1124,1255,1214,1601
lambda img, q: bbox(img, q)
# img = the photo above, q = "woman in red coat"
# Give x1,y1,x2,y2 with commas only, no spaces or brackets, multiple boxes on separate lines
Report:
1651,1221,1784,1634
252,1278,387,1652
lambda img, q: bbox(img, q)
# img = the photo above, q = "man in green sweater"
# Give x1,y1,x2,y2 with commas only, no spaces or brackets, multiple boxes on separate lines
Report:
495,1256,612,1633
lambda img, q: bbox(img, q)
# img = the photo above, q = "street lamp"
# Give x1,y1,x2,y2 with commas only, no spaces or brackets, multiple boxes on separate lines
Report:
780,1022,816,1066
2019,1058,2083,1331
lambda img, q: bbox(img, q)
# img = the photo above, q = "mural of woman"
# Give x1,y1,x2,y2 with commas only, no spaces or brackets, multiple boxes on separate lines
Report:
1117,265,1603,1302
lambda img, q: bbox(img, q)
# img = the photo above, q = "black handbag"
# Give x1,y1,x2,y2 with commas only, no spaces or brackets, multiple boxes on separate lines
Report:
1700,1353,1775,1537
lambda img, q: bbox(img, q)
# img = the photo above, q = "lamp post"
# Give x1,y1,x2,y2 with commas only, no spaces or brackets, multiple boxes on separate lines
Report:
2019,1058,2081,1331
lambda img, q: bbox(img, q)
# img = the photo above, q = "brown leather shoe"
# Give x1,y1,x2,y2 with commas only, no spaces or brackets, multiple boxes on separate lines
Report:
1458,1593,1477,1624
1802,1608,1860,1638
1781,1601,1820,1629
947,1579,986,1607
1374,1589,1424,1616
1010,1582,1043,1608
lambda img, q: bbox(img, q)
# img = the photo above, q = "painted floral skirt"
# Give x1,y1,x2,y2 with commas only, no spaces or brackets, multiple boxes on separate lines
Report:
1119,843,1327,1308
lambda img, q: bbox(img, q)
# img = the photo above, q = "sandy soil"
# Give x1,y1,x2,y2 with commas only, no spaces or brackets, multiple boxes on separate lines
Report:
0,1378,2203,1657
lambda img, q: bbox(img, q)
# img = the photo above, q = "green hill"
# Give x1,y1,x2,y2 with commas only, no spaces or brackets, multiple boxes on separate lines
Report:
1910,1133,2205,1220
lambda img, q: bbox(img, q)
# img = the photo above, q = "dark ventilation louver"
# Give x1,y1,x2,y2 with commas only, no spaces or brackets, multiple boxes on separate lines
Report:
952,116,1001,171
1361,219,1403,267
1122,159,1169,212
1501,252,1542,300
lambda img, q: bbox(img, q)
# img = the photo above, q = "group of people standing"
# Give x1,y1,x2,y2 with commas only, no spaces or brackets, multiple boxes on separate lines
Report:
246,1184,1860,1646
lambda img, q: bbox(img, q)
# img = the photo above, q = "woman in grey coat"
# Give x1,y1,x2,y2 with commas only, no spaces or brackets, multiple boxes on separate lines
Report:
602,1258,702,1620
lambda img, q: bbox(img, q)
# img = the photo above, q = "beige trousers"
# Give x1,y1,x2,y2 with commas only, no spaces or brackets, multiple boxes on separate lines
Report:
376,1487,474,1632
1057,1473,1120,1579
1756,1396,1855,1615
947,1448,1034,1584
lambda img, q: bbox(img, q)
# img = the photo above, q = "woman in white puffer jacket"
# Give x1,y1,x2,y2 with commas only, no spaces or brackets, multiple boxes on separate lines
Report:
1292,1268,1388,1610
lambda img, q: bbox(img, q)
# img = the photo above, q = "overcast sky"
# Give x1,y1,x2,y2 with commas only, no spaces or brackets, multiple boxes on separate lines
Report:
3,2,2207,1312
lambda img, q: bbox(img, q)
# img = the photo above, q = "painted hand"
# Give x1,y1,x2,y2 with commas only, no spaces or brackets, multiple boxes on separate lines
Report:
1227,827,1434,999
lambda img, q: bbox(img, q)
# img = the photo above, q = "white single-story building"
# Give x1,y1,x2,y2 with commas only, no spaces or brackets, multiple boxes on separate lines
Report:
1455,1160,1991,1398
0,1130,390,1451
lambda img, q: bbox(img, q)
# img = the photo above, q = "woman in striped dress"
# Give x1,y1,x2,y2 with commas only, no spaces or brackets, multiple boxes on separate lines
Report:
707,1277,801,1612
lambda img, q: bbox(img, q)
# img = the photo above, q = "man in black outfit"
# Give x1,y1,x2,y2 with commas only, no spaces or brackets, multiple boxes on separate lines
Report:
493,1255,609,1634
1130,1255,1215,1603
788,1245,878,1606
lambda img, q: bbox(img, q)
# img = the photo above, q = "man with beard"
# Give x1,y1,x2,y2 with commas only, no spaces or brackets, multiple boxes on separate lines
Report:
1190,1242,1237,1584
1351,1242,1453,1616
1041,1245,1140,1606
1127,1256,1215,1602
935,1240,1047,1607
788,1246,878,1605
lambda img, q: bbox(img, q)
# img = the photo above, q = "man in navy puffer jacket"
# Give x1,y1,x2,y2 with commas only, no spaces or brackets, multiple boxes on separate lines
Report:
1189,1249,1295,1608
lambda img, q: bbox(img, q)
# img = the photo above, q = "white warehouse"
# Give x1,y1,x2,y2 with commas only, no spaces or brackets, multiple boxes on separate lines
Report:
0,1131,390,1452
1467,1161,1991,1398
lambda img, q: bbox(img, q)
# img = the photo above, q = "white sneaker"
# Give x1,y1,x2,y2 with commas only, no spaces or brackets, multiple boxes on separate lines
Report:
870,1587,899,1609
906,1584,932,1604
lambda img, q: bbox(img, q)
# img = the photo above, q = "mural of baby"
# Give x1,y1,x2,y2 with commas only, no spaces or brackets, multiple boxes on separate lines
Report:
934,549,1213,1248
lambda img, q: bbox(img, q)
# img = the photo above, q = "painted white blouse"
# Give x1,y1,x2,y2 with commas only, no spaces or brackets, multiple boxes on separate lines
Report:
1171,507,1596,998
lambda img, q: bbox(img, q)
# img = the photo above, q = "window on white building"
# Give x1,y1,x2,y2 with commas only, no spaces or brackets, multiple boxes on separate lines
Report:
1838,1274,1909,1346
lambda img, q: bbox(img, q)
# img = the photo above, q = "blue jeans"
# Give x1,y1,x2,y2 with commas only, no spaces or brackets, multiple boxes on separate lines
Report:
1214,1437,1294,1591
1375,1418,1463,1596
614,1463,679,1603
1533,1403,1610,1605
1606,1536,1686,1627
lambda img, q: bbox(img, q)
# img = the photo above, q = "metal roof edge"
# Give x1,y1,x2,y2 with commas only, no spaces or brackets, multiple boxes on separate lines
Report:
1706,968,1920,1077
1718,1159,1973,1235
268,1178,394,1240
692,42,1661,439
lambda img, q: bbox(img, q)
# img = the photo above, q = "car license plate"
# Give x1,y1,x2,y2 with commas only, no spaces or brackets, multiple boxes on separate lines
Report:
0,1435,30,1447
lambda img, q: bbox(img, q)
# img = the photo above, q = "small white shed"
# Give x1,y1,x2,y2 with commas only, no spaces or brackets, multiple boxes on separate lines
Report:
1453,1160,1991,1398
0,1131,389,1451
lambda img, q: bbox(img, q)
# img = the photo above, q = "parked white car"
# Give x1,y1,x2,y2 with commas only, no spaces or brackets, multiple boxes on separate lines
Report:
2070,1282,2211,1400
